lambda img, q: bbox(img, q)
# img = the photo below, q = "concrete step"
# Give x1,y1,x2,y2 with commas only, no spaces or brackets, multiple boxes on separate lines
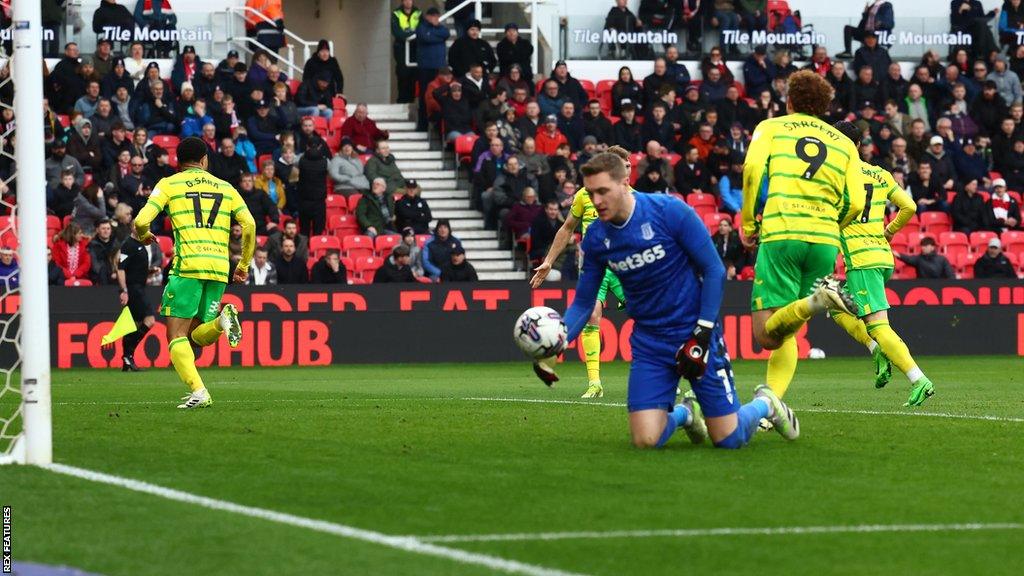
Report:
461,239,501,250
454,229,498,240
428,198,470,209
396,160,445,171
377,121,418,131
470,259,515,271
440,218,483,230
465,249,509,260
389,131,429,141
421,189,469,200
432,209,483,219
417,179,459,189
392,150,445,160
347,103,410,116
389,140,433,151
404,171,455,181
478,270,526,281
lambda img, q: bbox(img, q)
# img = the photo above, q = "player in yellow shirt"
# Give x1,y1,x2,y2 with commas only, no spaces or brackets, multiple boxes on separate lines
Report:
134,137,256,409
830,121,934,406
530,145,631,398
741,70,865,398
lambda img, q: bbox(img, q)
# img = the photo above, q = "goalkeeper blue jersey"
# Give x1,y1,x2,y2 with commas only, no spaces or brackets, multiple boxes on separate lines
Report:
564,193,726,342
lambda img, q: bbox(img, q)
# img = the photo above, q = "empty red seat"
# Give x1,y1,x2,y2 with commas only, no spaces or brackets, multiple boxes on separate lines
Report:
156,236,174,259
65,278,92,286
304,115,328,132
1003,230,1024,256
347,193,363,214
287,79,301,95
310,234,341,258
686,192,718,209
919,211,951,234
889,232,909,254
328,213,359,236
958,252,980,279
455,134,478,163
329,114,345,134
898,215,921,236
152,135,179,150
374,234,402,258
353,256,384,281
938,231,969,260
342,235,374,259
665,152,682,167
415,234,432,249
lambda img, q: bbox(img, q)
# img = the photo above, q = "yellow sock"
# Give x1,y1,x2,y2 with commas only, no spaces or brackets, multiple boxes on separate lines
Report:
169,337,205,393
766,336,798,398
831,311,875,350
190,318,223,347
866,320,921,381
764,298,813,340
581,325,601,383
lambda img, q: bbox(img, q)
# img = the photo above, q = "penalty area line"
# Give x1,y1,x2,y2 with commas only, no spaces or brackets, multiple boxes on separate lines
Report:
41,463,588,576
413,522,1024,543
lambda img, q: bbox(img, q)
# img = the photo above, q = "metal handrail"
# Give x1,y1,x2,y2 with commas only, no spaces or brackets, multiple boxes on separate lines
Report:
226,5,330,75
403,0,544,78
227,37,302,78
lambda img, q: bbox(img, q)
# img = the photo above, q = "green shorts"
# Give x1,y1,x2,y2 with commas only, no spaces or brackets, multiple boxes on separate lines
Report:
844,267,892,318
751,241,839,311
160,275,227,322
596,268,625,308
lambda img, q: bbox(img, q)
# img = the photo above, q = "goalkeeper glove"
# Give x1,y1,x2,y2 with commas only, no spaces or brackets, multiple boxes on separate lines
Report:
675,323,713,380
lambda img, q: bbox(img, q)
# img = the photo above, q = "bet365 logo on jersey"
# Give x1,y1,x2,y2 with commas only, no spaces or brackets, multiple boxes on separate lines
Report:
608,244,666,272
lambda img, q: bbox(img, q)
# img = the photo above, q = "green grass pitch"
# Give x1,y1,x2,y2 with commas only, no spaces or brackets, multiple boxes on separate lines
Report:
2,357,1023,575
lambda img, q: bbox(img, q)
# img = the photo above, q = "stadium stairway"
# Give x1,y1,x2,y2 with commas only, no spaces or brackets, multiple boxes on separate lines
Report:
350,103,520,281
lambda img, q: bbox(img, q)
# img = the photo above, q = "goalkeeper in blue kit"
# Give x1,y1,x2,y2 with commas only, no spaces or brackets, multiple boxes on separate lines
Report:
534,154,800,448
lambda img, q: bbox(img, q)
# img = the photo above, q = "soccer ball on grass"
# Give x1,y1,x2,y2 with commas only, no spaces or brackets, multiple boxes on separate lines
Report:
513,306,567,359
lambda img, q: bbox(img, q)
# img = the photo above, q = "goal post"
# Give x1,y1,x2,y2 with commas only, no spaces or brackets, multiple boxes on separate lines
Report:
5,0,51,465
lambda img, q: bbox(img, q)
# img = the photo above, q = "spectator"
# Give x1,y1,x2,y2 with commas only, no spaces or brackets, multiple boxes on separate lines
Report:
93,0,135,42
415,8,451,130
535,114,569,155
303,39,345,96
448,20,496,78
922,135,957,190
549,60,588,110
67,118,103,174
356,177,397,238
498,67,532,107
709,1,742,51
310,249,347,284
556,101,584,151
611,66,644,117
295,116,329,157
328,138,370,195
575,136,601,171
105,150,133,194
437,81,474,144
239,172,280,235
441,245,478,282
989,55,1023,107
883,136,917,178
247,99,285,155
897,237,955,278
951,0,1000,60
180,98,214,138
612,103,643,152
274,237,308,284
850,66,882,113
87,219,119,285
265,219,309,261
699,67,730,104
700,46,735,84
989,179,1022,232
642,58,674,109
907,162,947,213
951,178,993,235
134,0,178,56
827,61,855,121
688,124,717,161
582,100,614,147
394,228,425,277
712,218,745,279
74,81,102,119
254,159,288,212
528,200,564,262
44,141,85,190
211,94,239,141
879,62,909,105
537,80,566,120
391,0,421,104
971,81,1009,137
484,155,537,231
294,72,335,121
171,45,202,93
497,106,524,153
604,0,642,59
852,32,891,82
269,82,300,131
146,146,175,183
246,246,277,286
805,45,832,77
210,138,249,188
48,169,82,220
836,0,894,59
51,222,92,281
133,80,178,135
47,43,82,114
496,22,533,81
635,164,671,194
0,247,18,291
473,138,510,201
674,145,710,194
640,103,675,150
974,238,1018,278
118,155,154,215
717,157,745,215
341,103,389,154
395,179,432,234
73,184,107,236
1000,0,1024,50
518,137,550,178
364,139,405,194
46,246,66,285
374,244,417,283
470,123,502,166
423,219,463,281
953,138,989,186
743,46,776,98
424,67,455,123
505,186,542,244
296,146,329,235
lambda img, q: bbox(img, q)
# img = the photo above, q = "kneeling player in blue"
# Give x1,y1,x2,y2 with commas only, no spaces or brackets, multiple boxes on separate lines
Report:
534,153,800,448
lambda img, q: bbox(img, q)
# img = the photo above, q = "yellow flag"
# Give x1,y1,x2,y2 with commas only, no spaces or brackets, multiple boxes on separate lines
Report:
101,307,138,346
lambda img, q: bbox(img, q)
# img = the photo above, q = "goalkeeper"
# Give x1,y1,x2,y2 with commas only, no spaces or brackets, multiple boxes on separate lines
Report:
134,137,256,409
741,70,865,399
830,121,934,406
529,145,631,399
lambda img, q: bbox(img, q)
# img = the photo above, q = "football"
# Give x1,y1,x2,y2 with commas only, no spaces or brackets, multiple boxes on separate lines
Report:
513,306,568,359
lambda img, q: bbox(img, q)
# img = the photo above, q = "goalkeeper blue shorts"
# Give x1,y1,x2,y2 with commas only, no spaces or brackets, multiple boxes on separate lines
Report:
628,325,741,418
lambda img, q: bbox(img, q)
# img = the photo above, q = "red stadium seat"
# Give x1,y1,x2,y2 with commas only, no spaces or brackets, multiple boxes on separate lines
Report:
665,152,682,167
579,79,596,101
732,81,746,98
347,193,363,213
325,194,348,214
256,235,268,247
166,148,178,168
332,96,347,111
374,234,402,258
342,235,374,259
287,79,301,95
958,252,980,279
702,212,730,234
938,231,969,260
898,215,921,236
156,236,174,259
415,234,432,249
1003,230,1024,256
686,192,717,209
304,115,328,133
628,152,644,184
969,231,997,253
919,211,951,234
57,114,70,129
945,190,957,205
1008,190,1022,204
328,213,360,236
329,114,345,134
455,134,478,164
310,234,342,258
889,232,909,254
65,278,92,286
905,233,935,255
152,135,179,150
596,79,616,115
353,256,384,281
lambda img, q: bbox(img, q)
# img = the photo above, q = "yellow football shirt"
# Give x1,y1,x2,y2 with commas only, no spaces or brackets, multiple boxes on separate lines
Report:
840,161,916,269
742,113,863,248
570,187,599,235
135,168,256,282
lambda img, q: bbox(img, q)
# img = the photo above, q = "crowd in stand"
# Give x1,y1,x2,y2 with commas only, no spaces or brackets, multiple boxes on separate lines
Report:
401,0,1024,280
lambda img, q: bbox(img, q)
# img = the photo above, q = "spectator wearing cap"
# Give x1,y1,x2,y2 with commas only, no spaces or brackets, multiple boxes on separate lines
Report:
611,66,643,117
328,138,370,195
101,57,134,100
495,22,533,83
310,249,348,284
612,103,642,152
897,237,955,278
171,45,202,93
216,49,241,85
395,180,433,235
448,19,496,77
415,7,451,130
302,39,344,96
441,245,478,282
295,71,334,121
67,117,103,174
374,244,417,283
535,115,569,155
423,219,463,281
356,177,398,238
437,81,474,144
974,238,1018,278
575,136,601,170
989,179,1022,232
341,103,390,154
922,135,957,190
549,61,588,111
247,99,285,155
46,141,85,189
582,100,613,147
743,46,777,98
635,164,671,194
364,140,406,194
425,67,455,122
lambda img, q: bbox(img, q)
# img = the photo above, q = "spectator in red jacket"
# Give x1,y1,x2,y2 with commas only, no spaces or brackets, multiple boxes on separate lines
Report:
340,103,389,154
424,66,454,121
534,114,569,155
51,222,92,281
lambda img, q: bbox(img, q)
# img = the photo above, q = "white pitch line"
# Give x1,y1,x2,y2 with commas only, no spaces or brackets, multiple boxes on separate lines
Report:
414,522,1024,543
42,463,587,576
